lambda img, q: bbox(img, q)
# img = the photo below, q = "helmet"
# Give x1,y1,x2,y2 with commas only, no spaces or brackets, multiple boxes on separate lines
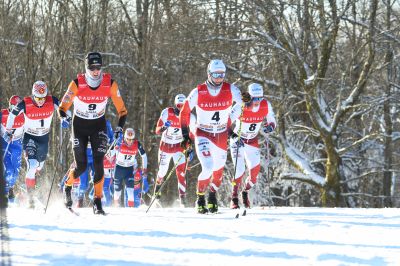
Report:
9,95,22,110
248,83,263,98
174,94,186,109
32,81,48,98
124,128,135,141
207,59,226,73
85,52,102,69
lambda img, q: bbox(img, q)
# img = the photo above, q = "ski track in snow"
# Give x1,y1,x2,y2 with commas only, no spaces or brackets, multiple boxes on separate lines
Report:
2,205,400,266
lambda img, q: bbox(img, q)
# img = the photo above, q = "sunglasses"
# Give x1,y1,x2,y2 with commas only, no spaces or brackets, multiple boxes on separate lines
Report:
34,96,46,101
252,97,263,102
88,65,102,71
210,72,225,79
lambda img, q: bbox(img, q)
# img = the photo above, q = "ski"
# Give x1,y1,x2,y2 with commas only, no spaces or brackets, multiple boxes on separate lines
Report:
67,207,80,216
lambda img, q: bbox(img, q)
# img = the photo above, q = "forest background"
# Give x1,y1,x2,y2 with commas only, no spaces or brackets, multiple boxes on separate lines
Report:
1,0,399,208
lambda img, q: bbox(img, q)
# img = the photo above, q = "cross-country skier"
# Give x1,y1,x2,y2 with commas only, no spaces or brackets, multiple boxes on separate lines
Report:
1,95,25,203
4,82,61,208
113,128,147,207
154,94,194,207
179,59,248,213
229,83,276,209
58,52,128,214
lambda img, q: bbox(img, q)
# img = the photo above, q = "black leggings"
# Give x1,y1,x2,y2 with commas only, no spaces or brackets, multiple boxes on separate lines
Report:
71,116,109,184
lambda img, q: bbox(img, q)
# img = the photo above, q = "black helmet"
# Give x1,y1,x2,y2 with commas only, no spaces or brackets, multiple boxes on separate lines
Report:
85,52,102,69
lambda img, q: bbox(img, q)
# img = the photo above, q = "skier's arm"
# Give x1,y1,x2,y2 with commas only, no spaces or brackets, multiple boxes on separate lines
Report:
155,109,169,135
110,81,128,128
52,96,60,110
58,80,78,118
230,102,242,122
262,100,276,133
179,88,197,137
231,84,243,105
138,141,148,170
106,120,114,143
5,101,25,131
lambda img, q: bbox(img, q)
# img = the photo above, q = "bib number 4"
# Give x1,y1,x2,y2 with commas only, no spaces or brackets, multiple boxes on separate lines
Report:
211,111,220,122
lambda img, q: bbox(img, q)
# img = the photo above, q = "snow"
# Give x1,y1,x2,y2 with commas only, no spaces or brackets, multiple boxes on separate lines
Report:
2,205,400,265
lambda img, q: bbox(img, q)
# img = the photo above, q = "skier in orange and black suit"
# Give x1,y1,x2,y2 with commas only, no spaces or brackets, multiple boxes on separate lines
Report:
58,52,127,214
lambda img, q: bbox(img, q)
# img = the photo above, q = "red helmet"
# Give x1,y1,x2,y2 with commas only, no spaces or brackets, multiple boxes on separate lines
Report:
9,95,22,111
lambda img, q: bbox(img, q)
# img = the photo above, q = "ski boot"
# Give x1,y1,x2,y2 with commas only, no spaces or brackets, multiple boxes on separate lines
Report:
230,197,240,209
242,191,251,208
196,194,208,214
64,185,73,208
207,191,218,213
93,197,105,215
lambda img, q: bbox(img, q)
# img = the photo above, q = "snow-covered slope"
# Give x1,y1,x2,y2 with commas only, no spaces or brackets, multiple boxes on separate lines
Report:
1,206,399,265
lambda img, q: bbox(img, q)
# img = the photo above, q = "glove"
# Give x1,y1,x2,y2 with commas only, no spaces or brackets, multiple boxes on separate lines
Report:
230,132,244,147
61,116,71,128
114,126,123,140
242,92,252,103
2,131,13,143
180,133,192,149
164,120,172,128
185,149,194,162
263,122,275,133
161,120,172,132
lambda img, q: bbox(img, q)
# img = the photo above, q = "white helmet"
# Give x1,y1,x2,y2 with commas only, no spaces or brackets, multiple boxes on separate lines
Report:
248,83,263,98
124,128,135,141
174,94,186,109
32,81,48,98
207,59,226,73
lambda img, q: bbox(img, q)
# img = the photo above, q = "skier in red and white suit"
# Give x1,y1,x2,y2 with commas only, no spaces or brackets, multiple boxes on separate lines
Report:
155,94,194,207
179,59,243,214
229,83,276,209
113,128,147,207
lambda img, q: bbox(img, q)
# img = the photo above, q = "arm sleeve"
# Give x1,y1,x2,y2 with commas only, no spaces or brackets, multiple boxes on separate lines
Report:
106,120,114,143
155,109,168,135
230,102,242,122
109,81,128,128
6,101,25,130
58,80,78,118
179,88,197,136
231,84,243,105
265,100,276,126
52,96,60,110
138,142,148,169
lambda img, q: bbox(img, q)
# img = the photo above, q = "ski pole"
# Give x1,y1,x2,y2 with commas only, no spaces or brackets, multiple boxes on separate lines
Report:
105,138,118,157
146,150,186,213
265,135,274,207
44,129,67,213
2,139,11,161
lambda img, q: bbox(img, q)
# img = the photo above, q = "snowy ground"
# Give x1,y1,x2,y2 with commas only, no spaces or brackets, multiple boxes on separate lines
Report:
1,205,400,266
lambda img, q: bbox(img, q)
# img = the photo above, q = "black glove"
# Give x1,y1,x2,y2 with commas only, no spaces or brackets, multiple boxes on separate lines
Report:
114,126,123,140
242,92,252,103
230,132,244,147
181,133,192,149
